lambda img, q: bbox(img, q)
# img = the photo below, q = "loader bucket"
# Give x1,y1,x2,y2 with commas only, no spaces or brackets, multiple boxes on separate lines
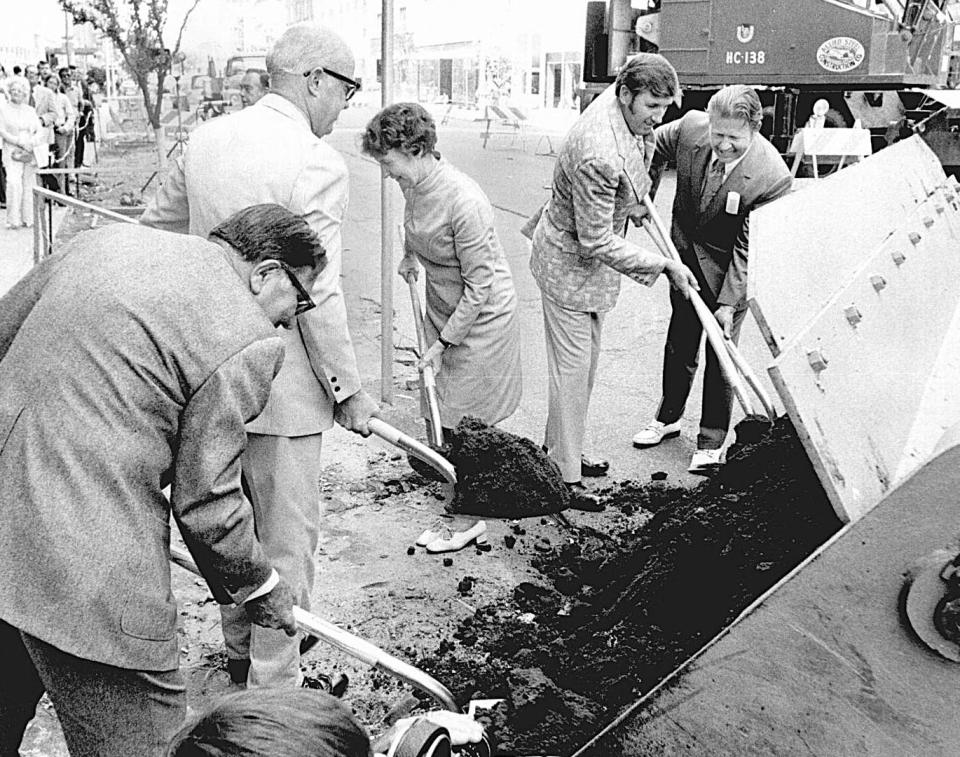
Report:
748,137,960,523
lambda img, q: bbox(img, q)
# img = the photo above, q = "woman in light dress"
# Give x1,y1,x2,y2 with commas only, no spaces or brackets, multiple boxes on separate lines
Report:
0,76,44,229
362,102,522,436
362,102,523,551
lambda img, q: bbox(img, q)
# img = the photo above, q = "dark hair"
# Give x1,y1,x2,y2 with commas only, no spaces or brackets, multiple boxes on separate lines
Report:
707,85,762,130
209,204,326,271
245,69,270,89
614,53,681,106
167,689,371,757
13,66,21,75
361,102,437,158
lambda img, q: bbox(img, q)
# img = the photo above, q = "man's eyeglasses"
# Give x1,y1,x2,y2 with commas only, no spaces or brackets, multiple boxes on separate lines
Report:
304,67,360,102
276,261,316,315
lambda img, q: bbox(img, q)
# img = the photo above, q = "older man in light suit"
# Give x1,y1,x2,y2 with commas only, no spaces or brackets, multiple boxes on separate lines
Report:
632,85,792,473
0,205,318,756
141,23,379,689
527,54,697,510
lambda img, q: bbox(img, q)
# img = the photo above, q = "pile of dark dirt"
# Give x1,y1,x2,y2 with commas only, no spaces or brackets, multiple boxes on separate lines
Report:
446,416,570,518
416,416,843,754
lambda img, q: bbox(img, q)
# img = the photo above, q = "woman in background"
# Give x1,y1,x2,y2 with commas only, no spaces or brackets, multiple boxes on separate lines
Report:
0,76,44,228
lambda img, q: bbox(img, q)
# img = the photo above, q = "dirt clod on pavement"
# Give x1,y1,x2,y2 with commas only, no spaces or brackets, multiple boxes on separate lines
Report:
416,416,843,754
446,416,570,517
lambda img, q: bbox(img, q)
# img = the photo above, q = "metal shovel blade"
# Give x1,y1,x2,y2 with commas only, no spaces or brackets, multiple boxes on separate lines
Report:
168,545,459,711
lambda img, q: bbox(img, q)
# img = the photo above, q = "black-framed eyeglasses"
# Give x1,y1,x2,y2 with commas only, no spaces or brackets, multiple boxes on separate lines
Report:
304,67,360,101
276,261,316,315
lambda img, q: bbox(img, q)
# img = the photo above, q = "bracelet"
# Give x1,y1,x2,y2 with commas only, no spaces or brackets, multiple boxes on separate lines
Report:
438,336,453,349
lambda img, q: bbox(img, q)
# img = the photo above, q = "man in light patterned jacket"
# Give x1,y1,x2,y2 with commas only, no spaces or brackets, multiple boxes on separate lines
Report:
526,53,697,509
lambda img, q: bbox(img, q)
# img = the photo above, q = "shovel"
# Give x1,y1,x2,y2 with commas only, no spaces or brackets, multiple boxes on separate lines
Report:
406,273,445,449
169,545,458,711
640,195,776,431
369,417,456,484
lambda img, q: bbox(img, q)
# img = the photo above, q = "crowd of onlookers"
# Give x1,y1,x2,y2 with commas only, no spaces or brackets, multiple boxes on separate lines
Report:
0,60,97,229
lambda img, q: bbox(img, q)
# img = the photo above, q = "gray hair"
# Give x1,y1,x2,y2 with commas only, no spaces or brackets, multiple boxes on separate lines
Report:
209,203,326,271
6,75,30,97
707,85,762,130
266,24,352,80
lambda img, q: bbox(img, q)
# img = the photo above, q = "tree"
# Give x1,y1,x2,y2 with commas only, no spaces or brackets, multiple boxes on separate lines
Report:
60,0,202,166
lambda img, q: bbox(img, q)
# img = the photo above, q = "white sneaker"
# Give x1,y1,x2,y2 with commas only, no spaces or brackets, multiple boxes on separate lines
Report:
688,448,724,475
632,420,682,448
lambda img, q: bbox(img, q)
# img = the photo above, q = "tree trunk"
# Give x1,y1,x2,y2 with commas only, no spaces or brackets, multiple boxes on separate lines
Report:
153,126,167,175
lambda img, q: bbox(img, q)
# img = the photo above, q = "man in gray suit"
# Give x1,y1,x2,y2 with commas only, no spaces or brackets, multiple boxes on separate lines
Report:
632,85,792,473
527,53,697,509
141,24,379,689
0,205,322,756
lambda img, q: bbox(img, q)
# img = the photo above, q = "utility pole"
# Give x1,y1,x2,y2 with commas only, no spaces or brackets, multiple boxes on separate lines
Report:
380,0,395,404
64,11,74,66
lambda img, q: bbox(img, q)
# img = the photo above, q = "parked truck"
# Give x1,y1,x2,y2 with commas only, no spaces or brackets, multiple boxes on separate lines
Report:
580,0,960,170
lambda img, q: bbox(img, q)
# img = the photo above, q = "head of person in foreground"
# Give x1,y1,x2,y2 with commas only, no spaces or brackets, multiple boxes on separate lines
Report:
210,203,326,329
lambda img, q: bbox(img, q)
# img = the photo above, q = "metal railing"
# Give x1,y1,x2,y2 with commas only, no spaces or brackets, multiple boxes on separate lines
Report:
31,183,137,263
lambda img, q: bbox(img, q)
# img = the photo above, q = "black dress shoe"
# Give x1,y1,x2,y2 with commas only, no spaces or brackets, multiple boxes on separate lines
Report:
226,658,250,685
580,455,609,477
565,482,604,512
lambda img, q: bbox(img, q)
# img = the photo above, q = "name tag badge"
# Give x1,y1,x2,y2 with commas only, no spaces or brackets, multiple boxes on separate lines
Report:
725,191,741,215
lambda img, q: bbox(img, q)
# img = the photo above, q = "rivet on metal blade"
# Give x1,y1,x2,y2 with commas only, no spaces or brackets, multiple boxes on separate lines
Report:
892,250,907,266
870,275,887,292
909,231,922,245
923,217,935,228
807,350,828,373
844,306,862,326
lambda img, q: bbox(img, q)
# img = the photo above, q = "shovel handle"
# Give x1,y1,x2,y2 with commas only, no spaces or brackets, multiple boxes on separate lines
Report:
640,197,764,419
406,275,429,355
368,417,456,484
169,546,458,711
405,275,445,448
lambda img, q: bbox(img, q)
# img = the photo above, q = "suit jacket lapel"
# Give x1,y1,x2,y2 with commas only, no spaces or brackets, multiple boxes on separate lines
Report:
692,136,712,207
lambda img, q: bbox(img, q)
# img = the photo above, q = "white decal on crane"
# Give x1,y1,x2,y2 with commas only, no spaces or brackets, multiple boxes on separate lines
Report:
816,37,865,72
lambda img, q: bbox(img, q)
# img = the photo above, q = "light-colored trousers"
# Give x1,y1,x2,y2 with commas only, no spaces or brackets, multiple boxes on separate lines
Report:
220,432,323,688
3,156,36,227
541,293,605,483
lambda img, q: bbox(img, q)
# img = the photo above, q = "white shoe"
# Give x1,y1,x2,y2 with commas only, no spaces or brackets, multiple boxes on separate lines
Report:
425,521,488,553
415,515,453,547
688,448,724,475
632,420,681,448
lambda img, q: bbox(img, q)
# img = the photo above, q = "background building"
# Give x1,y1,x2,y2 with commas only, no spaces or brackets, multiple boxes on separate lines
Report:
285,0,589,110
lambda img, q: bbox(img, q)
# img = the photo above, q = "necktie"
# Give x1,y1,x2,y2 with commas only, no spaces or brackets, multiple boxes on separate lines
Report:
29,89,35,108
700,158,725,212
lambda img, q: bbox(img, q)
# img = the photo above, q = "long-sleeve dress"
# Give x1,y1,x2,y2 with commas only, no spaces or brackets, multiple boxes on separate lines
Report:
402,157,522,428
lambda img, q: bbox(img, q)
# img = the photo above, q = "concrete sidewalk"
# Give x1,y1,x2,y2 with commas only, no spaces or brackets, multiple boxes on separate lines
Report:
0,224,36,296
